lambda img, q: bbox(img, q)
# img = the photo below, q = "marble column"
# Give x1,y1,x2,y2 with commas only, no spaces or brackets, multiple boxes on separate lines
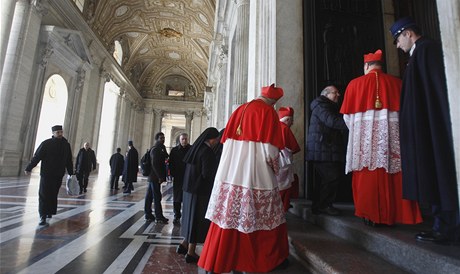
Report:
0,0,47,175
22,42,54,161
247,0,277,100
116,89,127,148
185,111,193,138
436,0,460,208
153,109,164,136
217,45,229,128
142,107,154,150
0,0,18,81
191,110,203,142
231,0,250,110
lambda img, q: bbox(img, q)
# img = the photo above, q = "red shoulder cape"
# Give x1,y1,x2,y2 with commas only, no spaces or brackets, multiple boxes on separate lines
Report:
280,123,300,153
341,69,402,114
222,99,284,149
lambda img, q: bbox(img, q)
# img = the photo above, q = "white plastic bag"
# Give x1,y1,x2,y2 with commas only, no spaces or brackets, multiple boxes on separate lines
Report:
66,175,79,196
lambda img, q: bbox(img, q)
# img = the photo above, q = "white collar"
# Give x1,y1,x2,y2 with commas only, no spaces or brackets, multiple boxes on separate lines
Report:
409,43,416,56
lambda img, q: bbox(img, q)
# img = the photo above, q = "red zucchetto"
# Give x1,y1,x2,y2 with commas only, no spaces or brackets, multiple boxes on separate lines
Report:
364,49,383,63
261,83,284,100
278,107,294,119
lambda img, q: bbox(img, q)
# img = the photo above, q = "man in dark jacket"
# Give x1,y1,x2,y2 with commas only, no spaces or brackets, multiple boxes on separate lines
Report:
144,132,169,223
75,142,97,194
24,125,74,225
391,17,459,243
123,140,138,194
109,147,124,190
306,86,348,215
169,133,191,224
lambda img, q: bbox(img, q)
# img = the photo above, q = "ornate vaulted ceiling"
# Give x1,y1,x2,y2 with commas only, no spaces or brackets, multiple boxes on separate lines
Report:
84,0,215,101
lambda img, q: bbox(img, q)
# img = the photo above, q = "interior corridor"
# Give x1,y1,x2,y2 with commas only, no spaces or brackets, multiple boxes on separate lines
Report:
0,173,310,274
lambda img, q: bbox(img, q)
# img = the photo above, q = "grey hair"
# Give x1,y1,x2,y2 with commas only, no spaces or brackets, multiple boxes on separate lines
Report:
321,86,336,96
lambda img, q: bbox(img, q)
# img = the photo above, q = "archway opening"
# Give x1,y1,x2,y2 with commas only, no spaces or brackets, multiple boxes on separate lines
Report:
34,74,68,152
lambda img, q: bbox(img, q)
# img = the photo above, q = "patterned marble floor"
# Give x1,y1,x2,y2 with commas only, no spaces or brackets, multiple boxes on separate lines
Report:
0,173,310,274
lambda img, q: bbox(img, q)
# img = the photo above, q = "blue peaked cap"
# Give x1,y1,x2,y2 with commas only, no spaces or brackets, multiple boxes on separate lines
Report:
389,17,418,43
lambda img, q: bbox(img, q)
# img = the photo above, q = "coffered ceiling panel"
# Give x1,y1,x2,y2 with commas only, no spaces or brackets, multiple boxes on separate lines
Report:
86,0,215,100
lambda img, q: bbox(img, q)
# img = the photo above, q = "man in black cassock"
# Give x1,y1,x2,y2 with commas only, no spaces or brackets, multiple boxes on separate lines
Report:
390,17,459,243
123,140,138,194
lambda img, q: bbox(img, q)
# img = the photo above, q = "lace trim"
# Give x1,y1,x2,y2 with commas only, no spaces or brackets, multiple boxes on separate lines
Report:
344,109,401,174
206,182,286,233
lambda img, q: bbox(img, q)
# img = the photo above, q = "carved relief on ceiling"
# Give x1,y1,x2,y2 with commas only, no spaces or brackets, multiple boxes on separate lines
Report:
86,0,215,101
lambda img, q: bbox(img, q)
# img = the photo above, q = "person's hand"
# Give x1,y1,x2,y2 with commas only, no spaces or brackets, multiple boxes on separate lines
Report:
24,170,31,176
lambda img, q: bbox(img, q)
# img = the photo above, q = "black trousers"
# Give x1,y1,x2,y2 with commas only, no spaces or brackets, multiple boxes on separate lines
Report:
38,175,62,217
144,180,165,218
109,175,120,189
432,205,460,241
77,170,90,191
173,180,183,218
312,161,343,210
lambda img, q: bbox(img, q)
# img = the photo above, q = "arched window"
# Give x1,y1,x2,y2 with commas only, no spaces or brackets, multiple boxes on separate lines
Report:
113,40,123,66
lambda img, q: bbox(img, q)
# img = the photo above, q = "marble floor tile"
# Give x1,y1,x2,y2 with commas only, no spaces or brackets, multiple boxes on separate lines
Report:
0,173,310,274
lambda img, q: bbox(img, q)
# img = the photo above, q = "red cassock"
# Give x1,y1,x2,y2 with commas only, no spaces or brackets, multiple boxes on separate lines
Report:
198,99,289,273
340,69,422,225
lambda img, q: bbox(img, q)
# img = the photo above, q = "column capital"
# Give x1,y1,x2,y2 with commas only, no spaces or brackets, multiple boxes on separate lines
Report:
31,0,49,17
154,109,164,117
185,111,194,120
235,0,250,7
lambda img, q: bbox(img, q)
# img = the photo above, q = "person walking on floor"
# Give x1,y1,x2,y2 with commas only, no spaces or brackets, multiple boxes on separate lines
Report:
176,127,220,264
24,125,74,225
75,142,97,194
109,147,124,190
123,140,138,194
340,49,422,226
390,17,459,243
169,132,191,225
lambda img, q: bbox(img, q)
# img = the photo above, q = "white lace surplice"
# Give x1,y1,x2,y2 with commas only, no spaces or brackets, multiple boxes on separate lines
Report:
276,148,294,191
205,139,286,233
343,109,401,174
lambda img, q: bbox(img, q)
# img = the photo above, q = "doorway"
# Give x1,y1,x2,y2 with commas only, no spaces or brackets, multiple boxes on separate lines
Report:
34,74,68,152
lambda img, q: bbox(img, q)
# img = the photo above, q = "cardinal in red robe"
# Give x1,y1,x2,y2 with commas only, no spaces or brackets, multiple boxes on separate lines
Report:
340,49,422,226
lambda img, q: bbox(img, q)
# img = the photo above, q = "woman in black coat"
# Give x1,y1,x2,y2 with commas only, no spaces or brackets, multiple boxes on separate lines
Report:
176,127,220,264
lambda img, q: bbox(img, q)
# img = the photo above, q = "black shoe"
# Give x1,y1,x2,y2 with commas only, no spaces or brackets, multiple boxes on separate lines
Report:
155,217,169,224
318,206,341,216
123,190,131,194
115,188,120,190
84,189,87,193
39,216,47,225
145,215,155,222
46,215,52,218
173,218,181,225
415,231,448,243
176,244,187,255
185,254,199,264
